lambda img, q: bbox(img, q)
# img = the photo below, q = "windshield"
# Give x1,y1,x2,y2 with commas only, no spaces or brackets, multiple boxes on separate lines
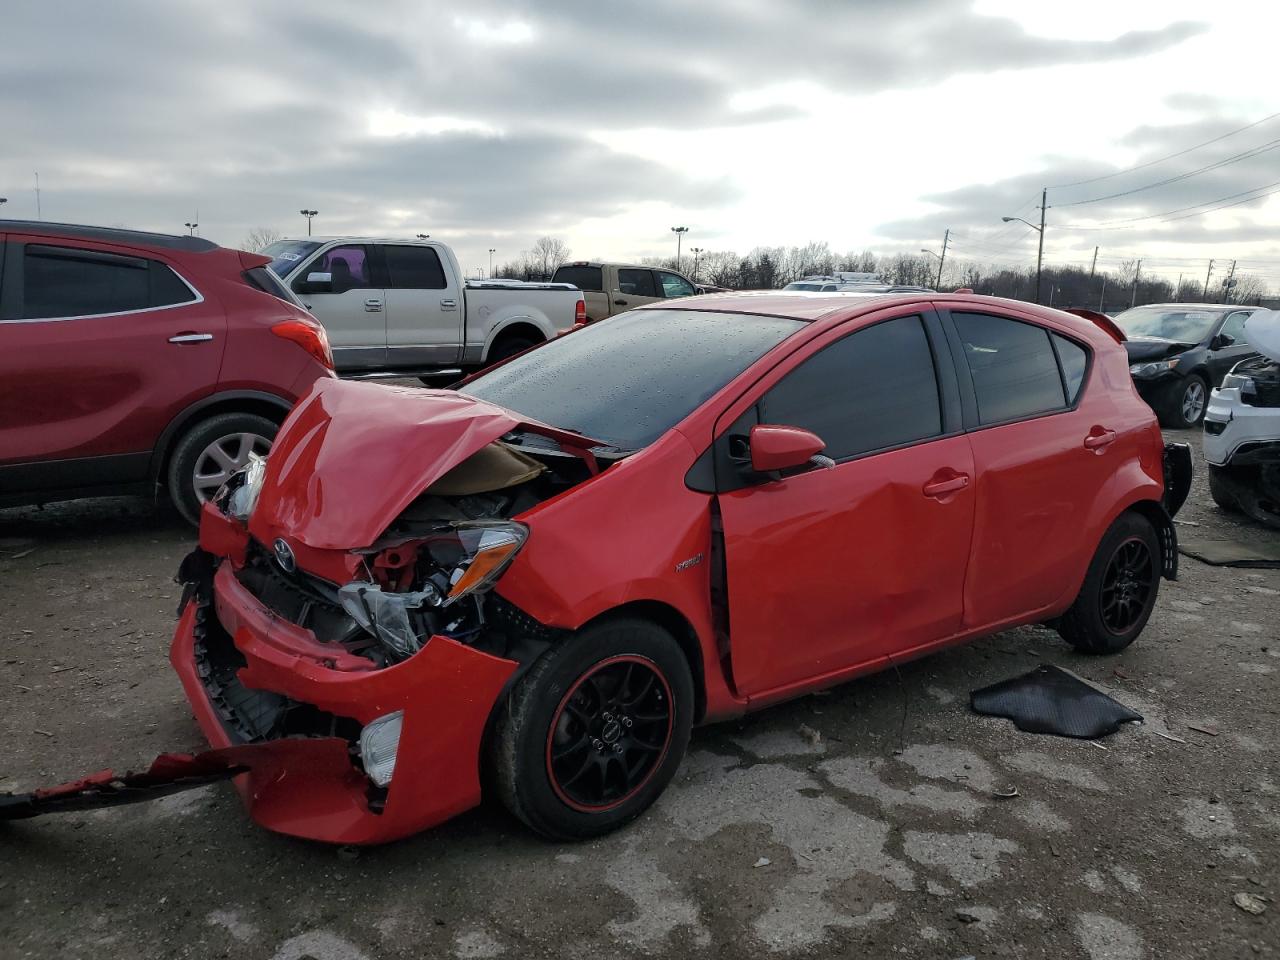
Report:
1113,306,1222,344
461,309,804,449
784,282,825,291
261,240,321,278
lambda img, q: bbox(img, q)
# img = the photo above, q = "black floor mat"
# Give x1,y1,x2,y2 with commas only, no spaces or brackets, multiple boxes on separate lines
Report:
970,665,1142,739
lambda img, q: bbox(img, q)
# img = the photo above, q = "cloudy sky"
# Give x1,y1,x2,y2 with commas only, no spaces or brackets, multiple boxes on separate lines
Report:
3,0,1279,288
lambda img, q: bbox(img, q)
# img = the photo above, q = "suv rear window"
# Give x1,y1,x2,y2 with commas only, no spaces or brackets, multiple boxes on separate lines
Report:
21,244,196,320
553,265,603,292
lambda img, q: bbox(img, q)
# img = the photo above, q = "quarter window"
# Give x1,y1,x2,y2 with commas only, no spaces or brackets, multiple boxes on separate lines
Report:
617,269,657,298
657,271,696,298
1052,334,1088,405
953,312,1067,424
21,245,195,319
383,245,447,290
759,315,943,460
553,265,603,292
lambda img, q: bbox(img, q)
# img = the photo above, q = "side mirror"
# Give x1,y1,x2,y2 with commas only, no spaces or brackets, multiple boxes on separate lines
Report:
1212,333,1235,349
298,271,333,294
749,424,831,473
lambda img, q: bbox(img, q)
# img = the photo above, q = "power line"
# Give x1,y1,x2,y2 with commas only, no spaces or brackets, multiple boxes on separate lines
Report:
1048,111,1280,189
1054,137,1280,208
1059,180,1280,230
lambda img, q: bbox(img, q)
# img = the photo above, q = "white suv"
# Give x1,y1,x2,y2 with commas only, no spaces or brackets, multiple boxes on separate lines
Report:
1203,309,1280,528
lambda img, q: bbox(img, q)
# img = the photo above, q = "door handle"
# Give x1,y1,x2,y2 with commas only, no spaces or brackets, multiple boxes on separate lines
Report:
1083,428,1117,450
922,473,970,498
440,298,458,311
614,299,628,306
168,333,213,344
364,298,383,313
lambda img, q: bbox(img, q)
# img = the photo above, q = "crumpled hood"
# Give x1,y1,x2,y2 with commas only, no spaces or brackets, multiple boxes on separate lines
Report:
1124,337,1194,363
249,379,523,550
1246,309,1280,363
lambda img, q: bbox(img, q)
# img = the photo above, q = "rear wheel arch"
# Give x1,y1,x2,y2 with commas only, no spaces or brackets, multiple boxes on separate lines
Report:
486,320,546,361
1120,498,1178,582
149,391,292,486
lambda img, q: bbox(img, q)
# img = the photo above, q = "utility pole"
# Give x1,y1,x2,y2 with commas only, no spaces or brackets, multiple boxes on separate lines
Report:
1223,259,1237,302
488,248,495,278
1203,259,1215,301
1098,274,1107,312
1130,259,1142,309
1035,187,1046,305
1089,246,1098,279
689,247,703,281
937,229,950,290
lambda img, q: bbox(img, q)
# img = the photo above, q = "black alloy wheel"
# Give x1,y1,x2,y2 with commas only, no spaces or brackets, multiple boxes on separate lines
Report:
1098,536,1155,635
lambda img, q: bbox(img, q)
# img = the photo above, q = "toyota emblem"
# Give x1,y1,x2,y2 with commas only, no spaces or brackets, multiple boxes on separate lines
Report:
273,538,296,573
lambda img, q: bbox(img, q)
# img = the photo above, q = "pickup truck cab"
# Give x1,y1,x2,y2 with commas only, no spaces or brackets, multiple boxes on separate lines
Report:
264,238,585,376
552,261,699,323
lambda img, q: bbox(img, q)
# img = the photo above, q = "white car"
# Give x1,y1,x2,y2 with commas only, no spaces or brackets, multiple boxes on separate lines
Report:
1203,309,1280,528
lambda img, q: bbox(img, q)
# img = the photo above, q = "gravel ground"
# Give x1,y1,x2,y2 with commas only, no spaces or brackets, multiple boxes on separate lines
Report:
0,427,1276,960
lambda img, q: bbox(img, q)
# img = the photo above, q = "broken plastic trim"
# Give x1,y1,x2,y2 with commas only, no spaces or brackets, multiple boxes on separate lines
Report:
338,582,439,659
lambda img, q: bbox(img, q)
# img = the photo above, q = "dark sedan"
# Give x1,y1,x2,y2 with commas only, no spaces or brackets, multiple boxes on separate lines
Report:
1115,303,1260,428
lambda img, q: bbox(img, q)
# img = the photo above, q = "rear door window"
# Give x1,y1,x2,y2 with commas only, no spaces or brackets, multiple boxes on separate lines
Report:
20,244,195,319
383,244,447,289
553,265,603,292
759,315,943,460
656,271,696,298
617,268,657,297
953,312,1067,424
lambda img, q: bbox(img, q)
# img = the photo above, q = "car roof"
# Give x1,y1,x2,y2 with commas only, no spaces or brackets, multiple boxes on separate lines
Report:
1119,302,1247,312
0,219,218,253
558,261,685,273
636,289,1121,342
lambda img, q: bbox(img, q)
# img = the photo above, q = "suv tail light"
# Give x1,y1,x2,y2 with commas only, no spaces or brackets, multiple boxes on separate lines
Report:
575,298,586,324
272,319,334,369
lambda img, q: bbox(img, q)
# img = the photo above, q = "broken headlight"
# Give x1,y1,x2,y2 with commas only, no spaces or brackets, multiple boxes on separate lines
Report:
1220,370,1258,397
338,582,440,659
430,521,529,606
218,455,267,524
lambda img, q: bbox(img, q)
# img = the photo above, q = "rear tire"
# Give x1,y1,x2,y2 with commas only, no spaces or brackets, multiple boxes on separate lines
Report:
1057,512,1161,655
166,413,277,525
490,618,693,840
1208,464,1241,513
487,336,538,364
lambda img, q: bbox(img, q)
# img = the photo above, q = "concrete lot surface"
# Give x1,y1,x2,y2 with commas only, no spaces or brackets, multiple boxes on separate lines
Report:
1,428,1276,959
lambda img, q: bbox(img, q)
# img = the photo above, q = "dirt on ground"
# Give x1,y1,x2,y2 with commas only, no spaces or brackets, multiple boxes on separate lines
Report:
0,428,1276,960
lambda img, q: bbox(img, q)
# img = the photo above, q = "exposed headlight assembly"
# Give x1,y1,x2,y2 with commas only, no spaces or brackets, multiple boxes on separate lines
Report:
1129,359,1179,378
1220,370,1257,397
431,521,529,606
218,455,267,523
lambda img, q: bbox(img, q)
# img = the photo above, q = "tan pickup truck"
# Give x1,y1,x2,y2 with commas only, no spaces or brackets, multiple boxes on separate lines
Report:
551,261,700,323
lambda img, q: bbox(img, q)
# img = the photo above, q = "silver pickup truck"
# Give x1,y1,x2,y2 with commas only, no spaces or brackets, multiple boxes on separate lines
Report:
263,237,585,376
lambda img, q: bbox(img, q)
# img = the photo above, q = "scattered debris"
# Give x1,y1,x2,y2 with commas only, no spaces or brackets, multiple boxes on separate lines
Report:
7,548,36,560
993,786,1020,799
1086,740,1109,751
955,910,982,924
336,845,360,862
1152,730,1188,744
1172,518,1199,526
1187,723,1220,737
33,729,54,738
1178,536,1280,569
970,665,1142,739
752,857,771,868
797,724,822,747
1233,892,1268,915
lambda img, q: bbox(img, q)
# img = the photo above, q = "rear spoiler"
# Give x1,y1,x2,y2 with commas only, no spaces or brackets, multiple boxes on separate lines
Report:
237,250,272,270
1065,308,1126,345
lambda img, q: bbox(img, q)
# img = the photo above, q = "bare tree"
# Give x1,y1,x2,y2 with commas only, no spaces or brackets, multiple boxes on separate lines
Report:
529,236,571,279
242,227,283,252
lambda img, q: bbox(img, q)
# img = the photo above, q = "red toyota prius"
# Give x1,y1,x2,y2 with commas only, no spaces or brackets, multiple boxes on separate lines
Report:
171,291,1191,844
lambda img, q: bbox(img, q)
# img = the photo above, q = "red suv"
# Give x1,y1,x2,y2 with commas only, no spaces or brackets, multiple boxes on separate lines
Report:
0,221,334,523
173,291,1190,844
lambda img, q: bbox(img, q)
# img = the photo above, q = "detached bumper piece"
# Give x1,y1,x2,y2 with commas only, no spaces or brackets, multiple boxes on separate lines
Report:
1162,442,1192,518
1,750,251,821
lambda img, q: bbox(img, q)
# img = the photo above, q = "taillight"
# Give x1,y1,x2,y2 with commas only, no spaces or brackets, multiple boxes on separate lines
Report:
575,298,586,324
272,319,334,369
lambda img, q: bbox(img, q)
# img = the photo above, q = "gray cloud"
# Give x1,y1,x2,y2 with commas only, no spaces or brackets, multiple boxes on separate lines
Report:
0,0,1209,262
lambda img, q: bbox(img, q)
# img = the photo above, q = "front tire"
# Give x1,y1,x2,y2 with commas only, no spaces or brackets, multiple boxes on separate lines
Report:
1161,374,1208,428
1208,464,1241,513
491,618,694,840
166,413,277,525
1057,512,1161,655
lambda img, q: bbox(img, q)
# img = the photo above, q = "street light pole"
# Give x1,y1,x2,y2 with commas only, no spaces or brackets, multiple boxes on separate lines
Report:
671,226,688,272
488,248,496,278
1001,187,1047,304
689,247,703,281
183,222,198,235
300,209,318,236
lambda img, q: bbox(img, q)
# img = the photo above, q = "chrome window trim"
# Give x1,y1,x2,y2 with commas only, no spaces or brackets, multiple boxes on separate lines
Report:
0,254,205,325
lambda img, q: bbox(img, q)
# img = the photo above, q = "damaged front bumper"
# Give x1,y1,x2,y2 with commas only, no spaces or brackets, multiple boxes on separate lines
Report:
169,532,518,845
